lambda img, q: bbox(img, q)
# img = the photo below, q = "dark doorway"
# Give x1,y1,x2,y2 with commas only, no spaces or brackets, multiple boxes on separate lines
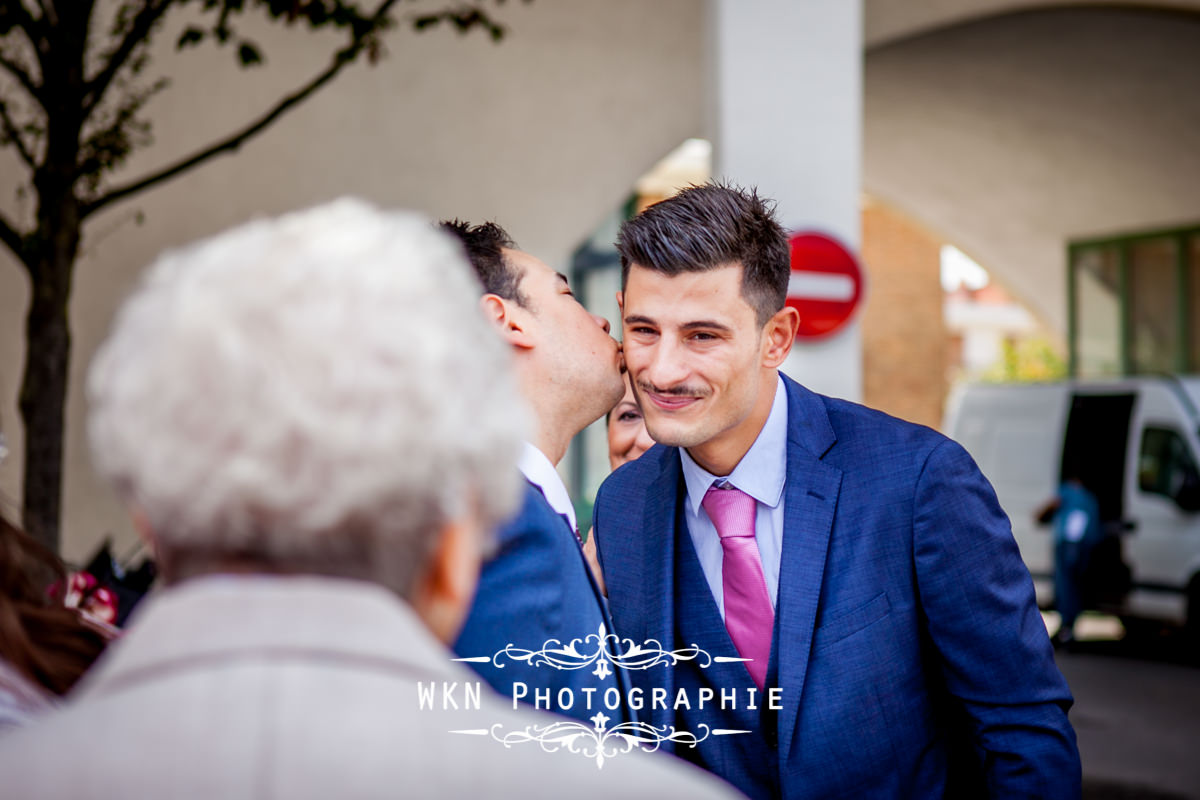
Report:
1061,392,1136,523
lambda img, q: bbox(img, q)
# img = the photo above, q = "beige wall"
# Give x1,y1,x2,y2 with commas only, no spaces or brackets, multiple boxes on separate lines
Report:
864,6,1200,335
0,0,705,562
865,0,1200,46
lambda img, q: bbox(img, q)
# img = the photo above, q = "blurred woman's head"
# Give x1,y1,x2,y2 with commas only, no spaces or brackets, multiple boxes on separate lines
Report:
0,515,109,696
607,375,654,471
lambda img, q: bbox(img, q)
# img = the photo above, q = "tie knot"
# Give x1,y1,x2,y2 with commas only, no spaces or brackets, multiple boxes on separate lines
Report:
701,484,757,540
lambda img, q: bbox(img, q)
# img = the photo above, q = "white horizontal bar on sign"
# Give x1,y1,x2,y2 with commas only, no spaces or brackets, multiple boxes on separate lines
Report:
787,272,855,303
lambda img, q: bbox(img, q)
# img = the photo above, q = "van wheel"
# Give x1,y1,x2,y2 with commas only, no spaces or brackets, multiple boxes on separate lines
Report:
1119,616,1160,641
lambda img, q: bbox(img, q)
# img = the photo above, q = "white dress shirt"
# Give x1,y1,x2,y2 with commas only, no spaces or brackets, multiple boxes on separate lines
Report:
680,375,788,619
518,441,577,532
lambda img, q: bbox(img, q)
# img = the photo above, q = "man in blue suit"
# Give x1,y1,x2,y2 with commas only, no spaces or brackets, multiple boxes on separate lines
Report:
592,184,1081,797
442,221,630,725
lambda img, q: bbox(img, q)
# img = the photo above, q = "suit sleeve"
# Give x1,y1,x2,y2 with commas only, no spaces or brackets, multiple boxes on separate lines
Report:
913,438,1082,798
453,508,564,698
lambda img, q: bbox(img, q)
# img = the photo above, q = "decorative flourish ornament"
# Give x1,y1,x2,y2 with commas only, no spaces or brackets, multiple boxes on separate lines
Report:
454,623,748,677
450,625,756,764
451,719,748,769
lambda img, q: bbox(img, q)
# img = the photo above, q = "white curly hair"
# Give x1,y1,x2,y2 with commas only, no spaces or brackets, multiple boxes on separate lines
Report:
87,198,527,597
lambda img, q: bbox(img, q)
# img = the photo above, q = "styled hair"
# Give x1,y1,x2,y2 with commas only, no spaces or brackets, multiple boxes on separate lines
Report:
0,514,108,695
87,199,528,599
616,182,790,325
439,219,527,306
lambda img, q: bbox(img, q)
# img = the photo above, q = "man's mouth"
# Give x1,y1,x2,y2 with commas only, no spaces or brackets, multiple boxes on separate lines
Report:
644,390,702,411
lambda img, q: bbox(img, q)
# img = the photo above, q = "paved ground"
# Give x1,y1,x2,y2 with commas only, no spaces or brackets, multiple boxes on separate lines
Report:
1048,614,1200,800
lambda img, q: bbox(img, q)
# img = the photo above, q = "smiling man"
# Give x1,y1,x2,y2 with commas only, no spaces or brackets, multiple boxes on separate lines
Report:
591,183,1081,798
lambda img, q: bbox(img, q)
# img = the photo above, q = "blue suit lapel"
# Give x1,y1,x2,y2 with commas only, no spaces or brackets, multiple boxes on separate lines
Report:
637,452,682,733
775,375,842,761
530,481,641,720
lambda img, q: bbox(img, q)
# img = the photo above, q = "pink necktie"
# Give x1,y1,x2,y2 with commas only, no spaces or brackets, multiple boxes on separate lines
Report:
702,483,774,689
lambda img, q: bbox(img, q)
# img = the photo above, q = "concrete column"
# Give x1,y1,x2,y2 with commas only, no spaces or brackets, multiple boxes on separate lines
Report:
708,0,863,401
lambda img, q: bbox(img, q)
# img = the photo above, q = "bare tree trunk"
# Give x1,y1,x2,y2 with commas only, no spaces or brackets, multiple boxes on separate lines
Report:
16,8,89,554
19,202,79,553
19,265,72,552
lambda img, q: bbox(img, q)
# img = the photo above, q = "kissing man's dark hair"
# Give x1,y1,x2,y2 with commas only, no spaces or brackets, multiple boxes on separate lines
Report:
439,219,528,307
615,183,790,326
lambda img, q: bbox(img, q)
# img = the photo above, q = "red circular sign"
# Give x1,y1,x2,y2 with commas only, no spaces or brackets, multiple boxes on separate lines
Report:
785,232,864,339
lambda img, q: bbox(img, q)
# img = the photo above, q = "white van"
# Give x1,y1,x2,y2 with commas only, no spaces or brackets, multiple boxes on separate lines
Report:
945,376,1200,636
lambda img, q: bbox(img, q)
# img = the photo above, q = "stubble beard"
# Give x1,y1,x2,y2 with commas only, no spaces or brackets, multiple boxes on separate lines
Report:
573,364,625,429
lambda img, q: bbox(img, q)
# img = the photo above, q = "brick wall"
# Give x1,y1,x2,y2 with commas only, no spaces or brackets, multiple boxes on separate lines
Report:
860,197,948,431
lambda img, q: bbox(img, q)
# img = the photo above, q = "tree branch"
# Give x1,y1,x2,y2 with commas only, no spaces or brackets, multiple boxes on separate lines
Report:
0,0,49,67
31,0,54,24
83,0,174,117
0,50,42,103
1,0,42,36
0,209,28,271
0,97,36,167
83,0,400,217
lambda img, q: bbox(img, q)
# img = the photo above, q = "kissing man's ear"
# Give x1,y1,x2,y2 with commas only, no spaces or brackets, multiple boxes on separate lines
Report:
479,294,535,350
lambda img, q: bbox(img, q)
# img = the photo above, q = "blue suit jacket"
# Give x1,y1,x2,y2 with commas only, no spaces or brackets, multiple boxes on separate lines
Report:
455,480,628,724
593,376,1080,798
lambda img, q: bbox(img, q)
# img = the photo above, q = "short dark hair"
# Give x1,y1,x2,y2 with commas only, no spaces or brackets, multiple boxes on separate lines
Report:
439,219,527,306
615,183,789,325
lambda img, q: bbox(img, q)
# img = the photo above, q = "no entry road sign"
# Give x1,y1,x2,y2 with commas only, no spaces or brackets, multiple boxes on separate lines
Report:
786,231,864,339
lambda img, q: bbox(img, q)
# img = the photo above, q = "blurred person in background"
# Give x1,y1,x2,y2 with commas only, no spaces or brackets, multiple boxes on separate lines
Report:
1035,471,1103,648
607,373,655,471
0,425,111,733
440,220,631,725
0,201,736,799
583,374,656,594
0,516,111,733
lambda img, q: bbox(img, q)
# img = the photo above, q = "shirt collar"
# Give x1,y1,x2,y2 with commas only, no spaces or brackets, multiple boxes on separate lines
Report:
680,374,788,516
517,441,576,530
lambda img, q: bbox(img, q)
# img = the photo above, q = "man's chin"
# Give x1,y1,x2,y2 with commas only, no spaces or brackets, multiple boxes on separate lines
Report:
592,373,626,414
644,422,704,450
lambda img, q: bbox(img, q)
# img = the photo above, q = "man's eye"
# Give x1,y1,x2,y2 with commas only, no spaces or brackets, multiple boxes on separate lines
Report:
691,332,717,341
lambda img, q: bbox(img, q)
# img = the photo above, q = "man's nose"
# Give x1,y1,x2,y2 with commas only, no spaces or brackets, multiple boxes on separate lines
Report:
592,313,611,334
645,337,689,388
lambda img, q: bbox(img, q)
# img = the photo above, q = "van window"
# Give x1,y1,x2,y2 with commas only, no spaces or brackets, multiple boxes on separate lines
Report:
1138,427,1200,499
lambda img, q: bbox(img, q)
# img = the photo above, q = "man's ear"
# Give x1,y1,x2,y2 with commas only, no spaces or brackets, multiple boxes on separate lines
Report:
479,294,535,350
616,290,624,315
761,306,800,368
410,514,482,644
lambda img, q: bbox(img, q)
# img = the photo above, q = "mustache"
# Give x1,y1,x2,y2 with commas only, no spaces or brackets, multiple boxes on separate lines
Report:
635,381,710,399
